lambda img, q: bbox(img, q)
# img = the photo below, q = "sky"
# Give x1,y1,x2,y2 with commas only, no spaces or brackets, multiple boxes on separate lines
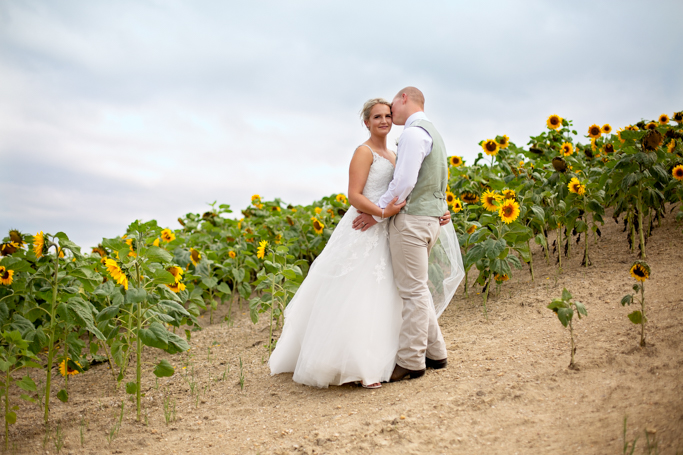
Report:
1,0,682,249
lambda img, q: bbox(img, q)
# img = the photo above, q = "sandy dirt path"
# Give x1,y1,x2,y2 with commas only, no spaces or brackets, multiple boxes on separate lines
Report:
7,208,683,454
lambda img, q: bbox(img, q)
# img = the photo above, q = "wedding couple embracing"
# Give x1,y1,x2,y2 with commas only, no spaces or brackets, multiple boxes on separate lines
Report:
270,87,464,388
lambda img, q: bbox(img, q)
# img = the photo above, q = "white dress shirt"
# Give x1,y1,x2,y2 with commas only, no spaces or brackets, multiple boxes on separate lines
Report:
373,111,433,222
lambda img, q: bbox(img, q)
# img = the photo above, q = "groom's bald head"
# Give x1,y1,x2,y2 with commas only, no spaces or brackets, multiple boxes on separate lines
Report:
391,86,425,125
395,87,425,108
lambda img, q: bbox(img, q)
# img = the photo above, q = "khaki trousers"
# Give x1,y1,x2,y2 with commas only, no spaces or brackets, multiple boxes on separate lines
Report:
389,213,448,371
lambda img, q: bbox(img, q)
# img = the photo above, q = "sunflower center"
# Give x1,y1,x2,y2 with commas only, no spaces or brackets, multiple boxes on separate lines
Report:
503,206,513,216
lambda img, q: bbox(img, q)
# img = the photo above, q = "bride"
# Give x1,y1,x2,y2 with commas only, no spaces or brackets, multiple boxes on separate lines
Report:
269,98,463,388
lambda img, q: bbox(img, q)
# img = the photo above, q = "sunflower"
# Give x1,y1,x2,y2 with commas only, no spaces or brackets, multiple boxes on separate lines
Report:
667,140,676,153
560,142,574,156
451,198,463,213
449,156,463,167
502,189,516,199
8,230,23,246
445,191,456,206
629,261,650,282
167,282,187,293
498,135,510,149
59,359,81,377
642,130,663,151
674,112,683,123
645,122,657,130
494,273,510,282
255,203,264,210
314,207,322,215
546,114,562,130
659,114,670,125
251,194,261,203
552,156,567,173
466,224,477,234
601,124,612,134
275,234,282,244
156,228,174,244
336,194,348,204
104,258,128,290
33,231,45,258
617,128,626,143
256,240,269,259
0,243,17,256
518,160,525,168
271,206,281,212
498,199,520,224
177,217,186,227
124,238,136,258
568,177,586,195
0,266,14,286
153,238,160,247
604,143,615,154
327,208,335,218
312,218,325,235
167,266,183,283
228,250,236,259
482,190,502,212
673,164,683,181
189,248,201,266
587,124,602,139
481,139,499,156
461,192,479,204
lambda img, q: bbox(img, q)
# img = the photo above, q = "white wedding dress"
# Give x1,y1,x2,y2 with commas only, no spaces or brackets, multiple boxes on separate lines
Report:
269,148,465,388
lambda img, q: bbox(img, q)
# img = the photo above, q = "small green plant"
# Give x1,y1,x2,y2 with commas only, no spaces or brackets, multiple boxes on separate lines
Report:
547,288,587,368
53,424,64,453
162,393,176,425
621,261,650,347
107,399,125,444
645,429,659,455
79,416,87,447
623,417,638,455
238,356,245,391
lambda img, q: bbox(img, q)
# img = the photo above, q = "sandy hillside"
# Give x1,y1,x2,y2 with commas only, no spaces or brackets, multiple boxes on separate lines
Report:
7,207,683,455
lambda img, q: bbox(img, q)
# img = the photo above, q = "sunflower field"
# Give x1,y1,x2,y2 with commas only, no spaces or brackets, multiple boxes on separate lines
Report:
0,111,681,444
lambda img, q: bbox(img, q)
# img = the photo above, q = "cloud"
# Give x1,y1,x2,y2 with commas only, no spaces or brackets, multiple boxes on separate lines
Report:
1,0,682,248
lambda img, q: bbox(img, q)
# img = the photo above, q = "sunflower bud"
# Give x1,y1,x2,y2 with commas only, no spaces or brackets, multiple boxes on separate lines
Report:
642,130,663,151
552,156,567,173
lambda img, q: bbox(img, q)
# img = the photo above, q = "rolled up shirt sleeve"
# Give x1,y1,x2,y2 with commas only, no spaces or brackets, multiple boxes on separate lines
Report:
372,126,432,222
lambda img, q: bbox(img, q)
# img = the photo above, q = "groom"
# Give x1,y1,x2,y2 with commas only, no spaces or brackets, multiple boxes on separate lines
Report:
352,87,451,381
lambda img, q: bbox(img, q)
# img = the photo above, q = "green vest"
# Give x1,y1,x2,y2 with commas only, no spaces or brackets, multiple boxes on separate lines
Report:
401,119,449,216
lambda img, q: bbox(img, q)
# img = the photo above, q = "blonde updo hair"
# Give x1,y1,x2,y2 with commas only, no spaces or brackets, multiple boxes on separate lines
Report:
360,98,391,129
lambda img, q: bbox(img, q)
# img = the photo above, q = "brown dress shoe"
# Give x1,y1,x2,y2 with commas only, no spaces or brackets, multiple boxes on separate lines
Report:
389,364,426,382
426,357,447,370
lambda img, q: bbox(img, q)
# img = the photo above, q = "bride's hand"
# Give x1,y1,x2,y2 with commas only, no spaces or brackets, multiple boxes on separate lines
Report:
383,197,406,218
439,210,451,226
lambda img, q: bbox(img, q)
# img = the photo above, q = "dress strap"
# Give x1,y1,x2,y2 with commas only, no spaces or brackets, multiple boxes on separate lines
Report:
358,144,375,154
358,144,379,162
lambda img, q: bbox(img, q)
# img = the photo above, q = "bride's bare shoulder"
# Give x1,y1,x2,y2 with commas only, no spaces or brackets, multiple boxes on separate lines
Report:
352,144,374,161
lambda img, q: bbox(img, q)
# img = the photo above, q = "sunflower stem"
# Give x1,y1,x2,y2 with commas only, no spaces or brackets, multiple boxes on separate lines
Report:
569,317,575,367
557,226,562,273
134,234,143,422
481,278,491,322
44,242,60,425
640,281,646,347
637,188,646,259
268,251,276,358
527,239,535,281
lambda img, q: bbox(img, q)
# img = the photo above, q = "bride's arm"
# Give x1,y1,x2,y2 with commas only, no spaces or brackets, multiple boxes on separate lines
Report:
348,146,404,219
348,146,384,217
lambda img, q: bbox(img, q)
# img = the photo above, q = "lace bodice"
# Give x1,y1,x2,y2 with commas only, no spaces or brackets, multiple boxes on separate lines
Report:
361,149,395,204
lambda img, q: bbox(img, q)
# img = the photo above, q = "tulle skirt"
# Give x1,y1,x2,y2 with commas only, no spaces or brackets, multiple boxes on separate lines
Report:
269,207,402,387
